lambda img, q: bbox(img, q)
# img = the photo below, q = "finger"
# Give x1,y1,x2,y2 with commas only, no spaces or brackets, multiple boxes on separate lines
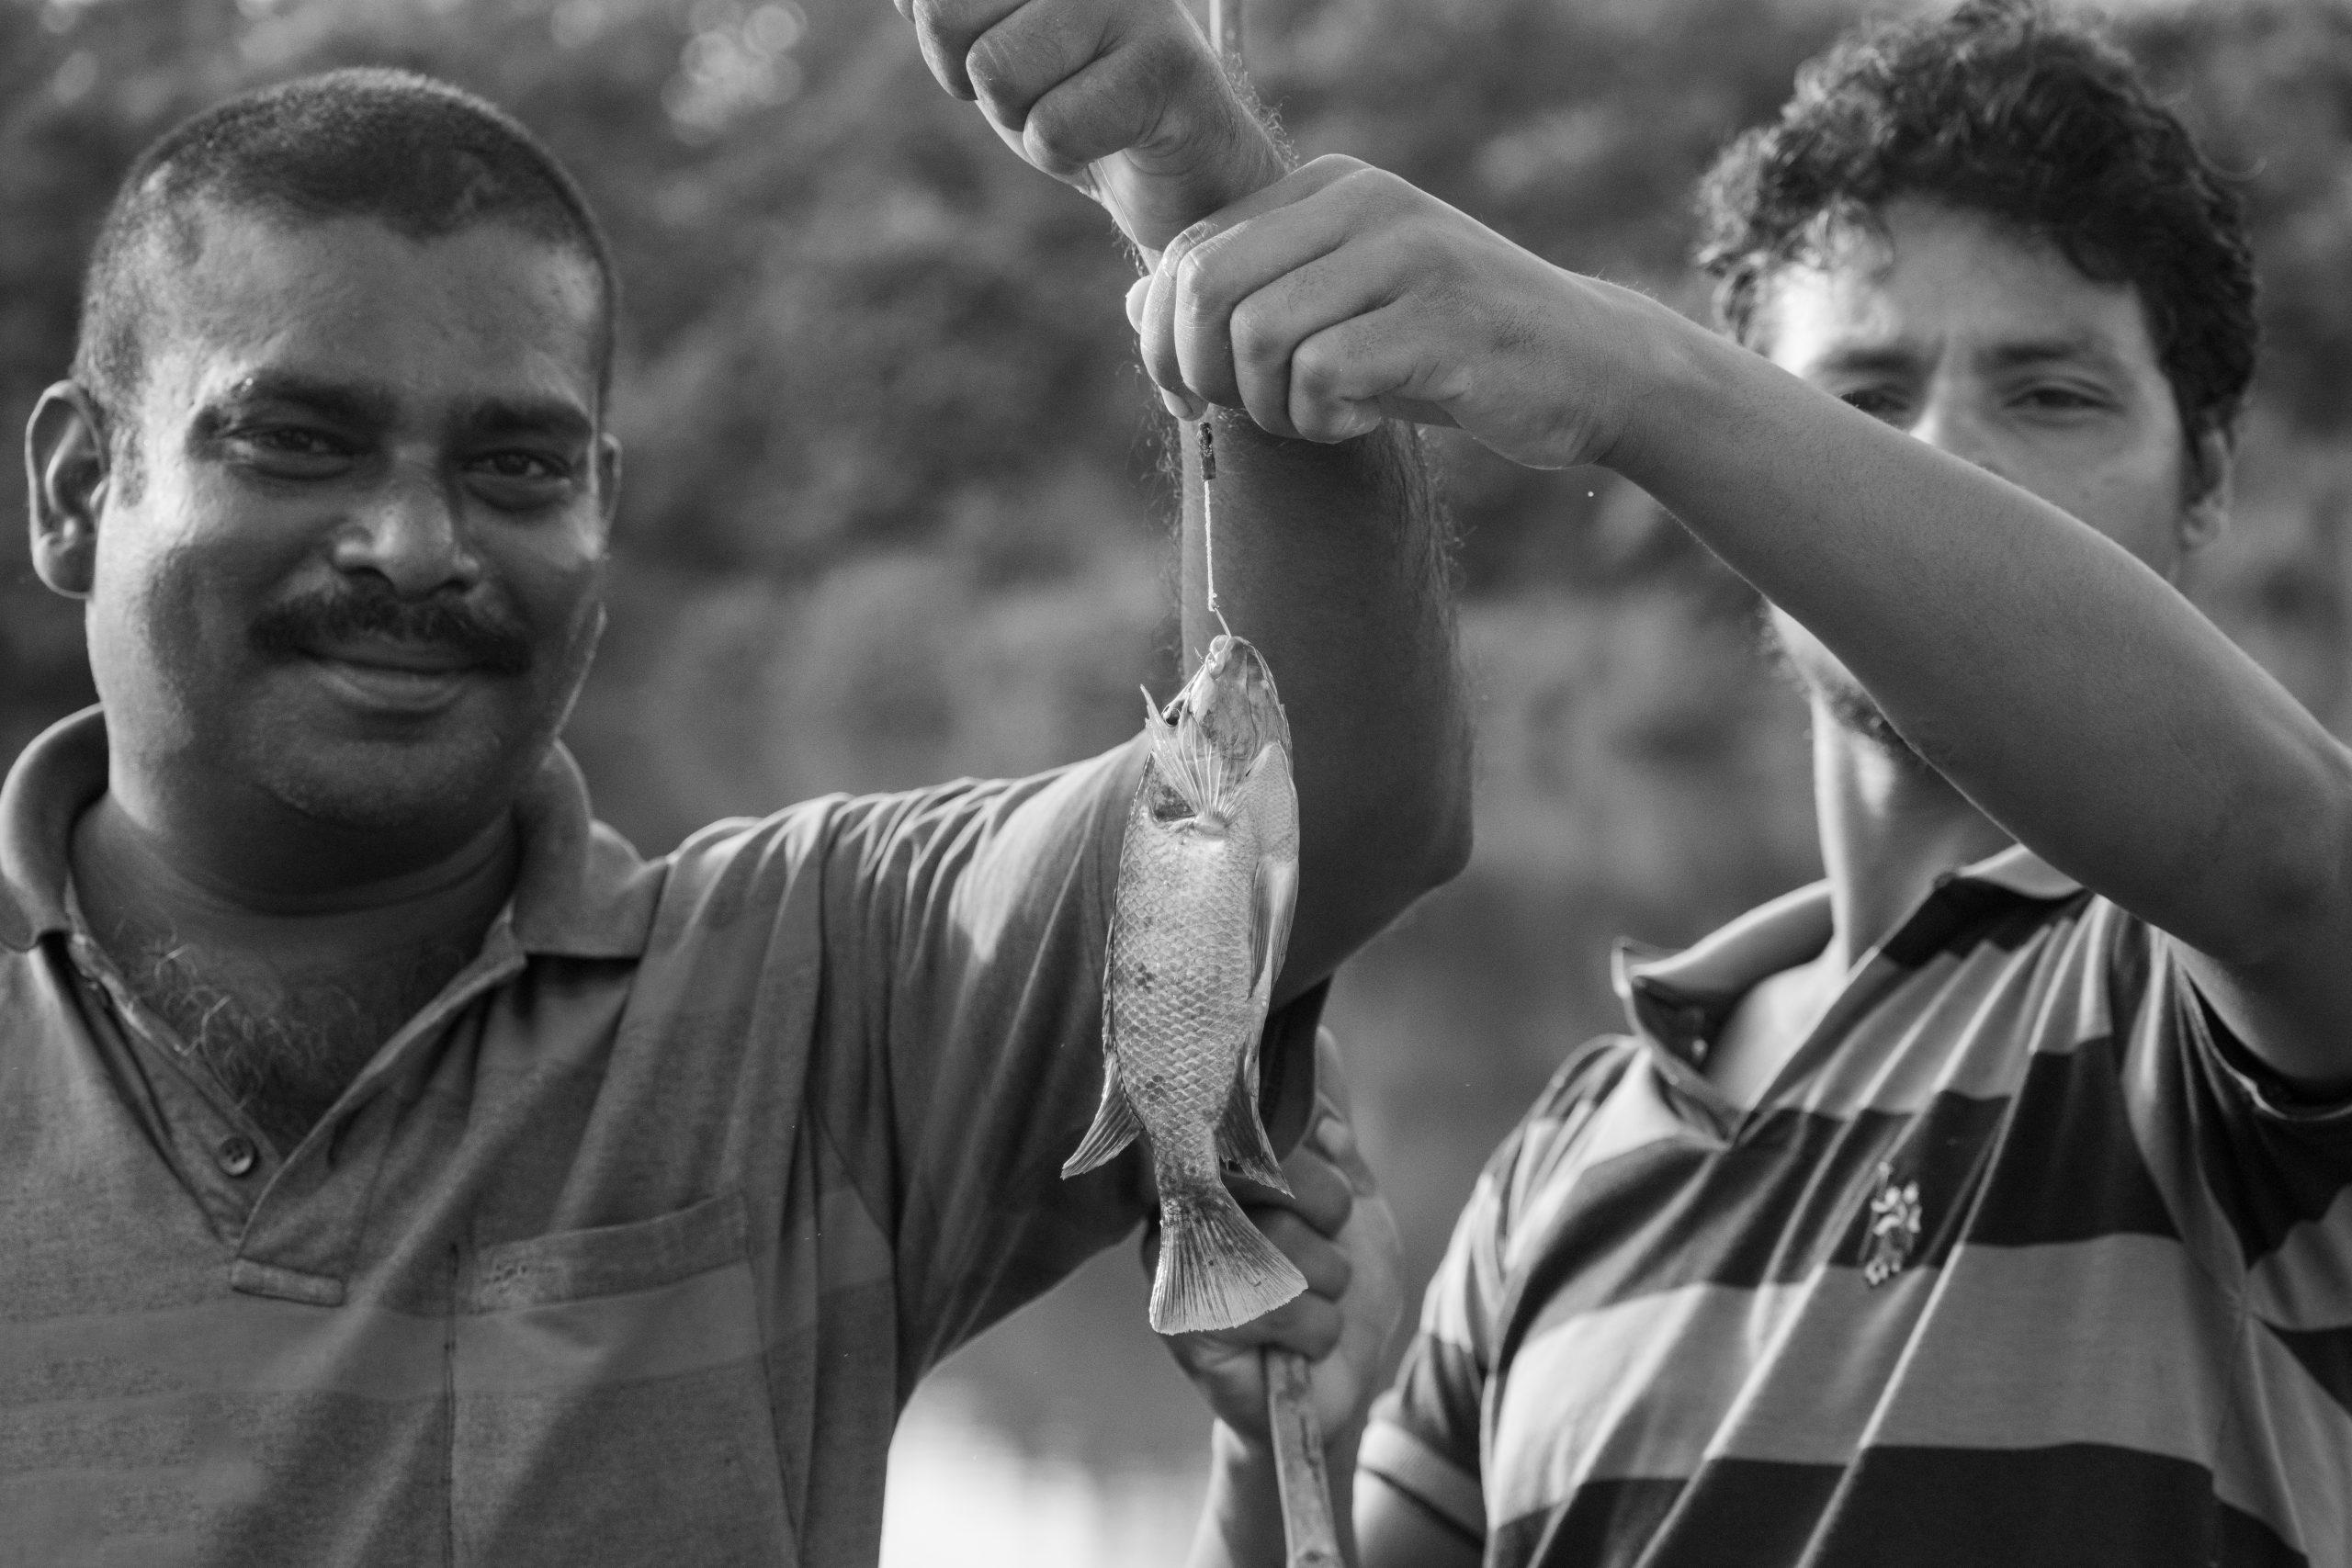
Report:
1227,1140,1352,1236
964,0,1111,139
1287,301,1462,445
1140,156,1369,412
1012,29,1193,180
1219,242,1406,440
1187,1282,1345,1360
1125,273,1152,333
1312,1106,1377,1199
1165,188,1368,421
1240,1209,1353,1299
905,0,1023,100
1313,1026,1351,1115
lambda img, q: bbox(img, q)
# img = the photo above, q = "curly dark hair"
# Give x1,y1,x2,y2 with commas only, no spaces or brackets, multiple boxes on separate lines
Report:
1695,0,2256,452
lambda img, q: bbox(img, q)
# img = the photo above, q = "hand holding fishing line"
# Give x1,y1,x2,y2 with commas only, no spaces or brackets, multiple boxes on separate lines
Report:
1126,153,1655,470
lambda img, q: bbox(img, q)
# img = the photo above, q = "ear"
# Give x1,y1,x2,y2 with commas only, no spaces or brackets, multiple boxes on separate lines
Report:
2177,423,2233,557
24,382,110,600
595,433,623,528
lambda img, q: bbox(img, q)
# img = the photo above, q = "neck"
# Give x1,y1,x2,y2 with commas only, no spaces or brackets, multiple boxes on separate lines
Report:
72,791,519,935
1811,704,2012,972
68,794,520,1149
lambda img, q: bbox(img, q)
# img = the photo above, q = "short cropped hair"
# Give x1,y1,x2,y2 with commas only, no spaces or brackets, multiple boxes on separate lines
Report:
1695,0,2256,453
74,68,618,462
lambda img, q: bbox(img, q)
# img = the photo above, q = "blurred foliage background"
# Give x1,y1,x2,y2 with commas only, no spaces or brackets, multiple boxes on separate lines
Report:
6,0,2351,1518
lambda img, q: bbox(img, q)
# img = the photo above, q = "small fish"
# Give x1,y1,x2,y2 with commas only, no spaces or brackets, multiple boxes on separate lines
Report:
1062,632,1306,1334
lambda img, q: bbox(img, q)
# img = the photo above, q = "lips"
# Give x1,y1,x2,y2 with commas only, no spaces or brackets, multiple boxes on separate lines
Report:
303,638,483,715
309,637,476,675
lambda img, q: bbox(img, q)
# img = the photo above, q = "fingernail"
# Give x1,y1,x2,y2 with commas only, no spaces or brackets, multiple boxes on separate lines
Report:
1162,389,1205,422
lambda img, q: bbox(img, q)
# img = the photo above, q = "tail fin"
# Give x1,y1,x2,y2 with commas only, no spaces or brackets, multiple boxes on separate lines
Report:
1148,1183,1308,1335
1062,1055,1145,1179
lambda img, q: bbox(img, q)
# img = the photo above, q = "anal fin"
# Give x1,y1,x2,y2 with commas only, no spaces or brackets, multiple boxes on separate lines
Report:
1215,1048,1289,1193
1061,1053,1145,1179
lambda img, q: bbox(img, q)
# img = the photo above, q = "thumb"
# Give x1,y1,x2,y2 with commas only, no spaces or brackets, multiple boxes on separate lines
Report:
1311,1029,1378,1198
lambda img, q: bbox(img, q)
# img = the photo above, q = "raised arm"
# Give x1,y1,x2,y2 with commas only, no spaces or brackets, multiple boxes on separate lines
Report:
1134,156,2352,1089
894,0,1472,994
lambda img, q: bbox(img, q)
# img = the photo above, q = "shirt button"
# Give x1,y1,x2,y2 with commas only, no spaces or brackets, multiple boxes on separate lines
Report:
217,1135,258,1178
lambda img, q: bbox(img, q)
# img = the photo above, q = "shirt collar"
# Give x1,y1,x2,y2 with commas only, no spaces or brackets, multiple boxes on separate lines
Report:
0,706,660,961
1613,842,2084,1057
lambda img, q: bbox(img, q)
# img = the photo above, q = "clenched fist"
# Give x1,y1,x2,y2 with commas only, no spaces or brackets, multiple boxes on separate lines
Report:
894,0,1287,254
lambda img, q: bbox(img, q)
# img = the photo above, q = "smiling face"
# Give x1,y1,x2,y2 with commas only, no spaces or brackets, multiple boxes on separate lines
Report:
1753,197,2228,749
35,201,615,869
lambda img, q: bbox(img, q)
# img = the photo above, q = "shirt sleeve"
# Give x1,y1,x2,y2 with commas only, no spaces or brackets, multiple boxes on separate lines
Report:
1360,1125,1520,1546
798,738,1322,1380
2100,900,2352,1324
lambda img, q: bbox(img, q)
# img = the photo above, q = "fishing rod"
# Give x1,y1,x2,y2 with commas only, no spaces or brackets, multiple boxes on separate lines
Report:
1196,6,1343,1558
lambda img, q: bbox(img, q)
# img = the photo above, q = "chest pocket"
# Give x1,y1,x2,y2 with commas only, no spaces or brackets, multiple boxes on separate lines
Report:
450,1190,796,1567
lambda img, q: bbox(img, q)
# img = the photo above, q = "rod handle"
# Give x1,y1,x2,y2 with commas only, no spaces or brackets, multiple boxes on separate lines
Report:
1265,1347,1342,1568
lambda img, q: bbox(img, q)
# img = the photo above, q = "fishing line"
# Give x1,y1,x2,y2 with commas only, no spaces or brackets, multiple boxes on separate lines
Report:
1198,417,1232,640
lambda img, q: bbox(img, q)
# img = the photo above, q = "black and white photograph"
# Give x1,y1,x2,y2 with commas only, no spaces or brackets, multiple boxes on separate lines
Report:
1,0,2348,1562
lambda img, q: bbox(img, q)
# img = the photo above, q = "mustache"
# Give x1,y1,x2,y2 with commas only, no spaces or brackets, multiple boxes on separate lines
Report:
250,583,535,677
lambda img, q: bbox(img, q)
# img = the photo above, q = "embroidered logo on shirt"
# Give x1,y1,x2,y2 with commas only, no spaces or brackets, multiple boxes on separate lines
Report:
1862,1162,1923,1287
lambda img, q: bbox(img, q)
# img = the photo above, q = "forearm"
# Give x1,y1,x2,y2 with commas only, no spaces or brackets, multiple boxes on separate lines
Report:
1188,1419,1363,1568
1180,411,1472,997
1599,284,2352,968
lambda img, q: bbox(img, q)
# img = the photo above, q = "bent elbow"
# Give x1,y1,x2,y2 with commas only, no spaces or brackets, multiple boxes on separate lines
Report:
2207,750,2352,973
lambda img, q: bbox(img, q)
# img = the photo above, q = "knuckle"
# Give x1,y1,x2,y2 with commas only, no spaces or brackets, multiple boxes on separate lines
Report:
1166,217,1220,265
1291,334,1340,389
1230,301,1283,364
964,34,1012,96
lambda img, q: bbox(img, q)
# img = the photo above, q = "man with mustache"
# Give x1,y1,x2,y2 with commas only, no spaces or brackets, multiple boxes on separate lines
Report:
1151,4,2352,1565
1,0,1465,1558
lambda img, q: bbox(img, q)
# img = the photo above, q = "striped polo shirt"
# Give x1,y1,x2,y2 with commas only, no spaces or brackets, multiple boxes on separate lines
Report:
1362,847,2352,1566
0,708,1318,1567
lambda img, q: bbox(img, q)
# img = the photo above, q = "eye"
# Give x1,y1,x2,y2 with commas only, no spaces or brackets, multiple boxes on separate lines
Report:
224,423,356,477
1838,386,1911,424
464,448,580,511
2014,382,2109,413
473,450,565,480
254,426,342,454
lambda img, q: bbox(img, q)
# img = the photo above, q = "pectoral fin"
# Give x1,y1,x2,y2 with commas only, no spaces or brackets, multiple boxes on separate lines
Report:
1061,1053,1145,1179
1249,851,1299,1018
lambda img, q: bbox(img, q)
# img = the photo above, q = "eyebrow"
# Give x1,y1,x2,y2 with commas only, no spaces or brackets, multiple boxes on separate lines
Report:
464,397,595,446
189,375,594,446
1978,334,2126,374
1809,344,1922,376
1807,333,2128,378
196,371,398,433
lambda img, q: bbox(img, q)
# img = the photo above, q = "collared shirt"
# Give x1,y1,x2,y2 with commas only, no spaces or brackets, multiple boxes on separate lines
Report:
0,708,1316,1567
1363,847,2352,1567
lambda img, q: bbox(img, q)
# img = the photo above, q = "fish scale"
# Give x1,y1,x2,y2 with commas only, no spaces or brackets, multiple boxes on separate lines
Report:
1061,632,1306,1334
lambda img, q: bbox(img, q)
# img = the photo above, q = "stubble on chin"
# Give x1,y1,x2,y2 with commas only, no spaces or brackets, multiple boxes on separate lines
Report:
1756,607,1926,765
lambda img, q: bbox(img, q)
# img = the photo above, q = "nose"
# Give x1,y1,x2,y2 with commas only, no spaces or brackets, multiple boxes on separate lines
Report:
1905,384,2007,480
330,467,481,598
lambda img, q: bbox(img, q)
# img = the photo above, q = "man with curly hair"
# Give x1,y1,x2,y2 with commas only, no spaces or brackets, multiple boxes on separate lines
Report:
1148,3,2350,1564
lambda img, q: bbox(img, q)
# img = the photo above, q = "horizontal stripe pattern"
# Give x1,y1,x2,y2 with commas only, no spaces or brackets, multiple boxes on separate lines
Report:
1369,874,2352,1567
1491,1446,2307,1568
